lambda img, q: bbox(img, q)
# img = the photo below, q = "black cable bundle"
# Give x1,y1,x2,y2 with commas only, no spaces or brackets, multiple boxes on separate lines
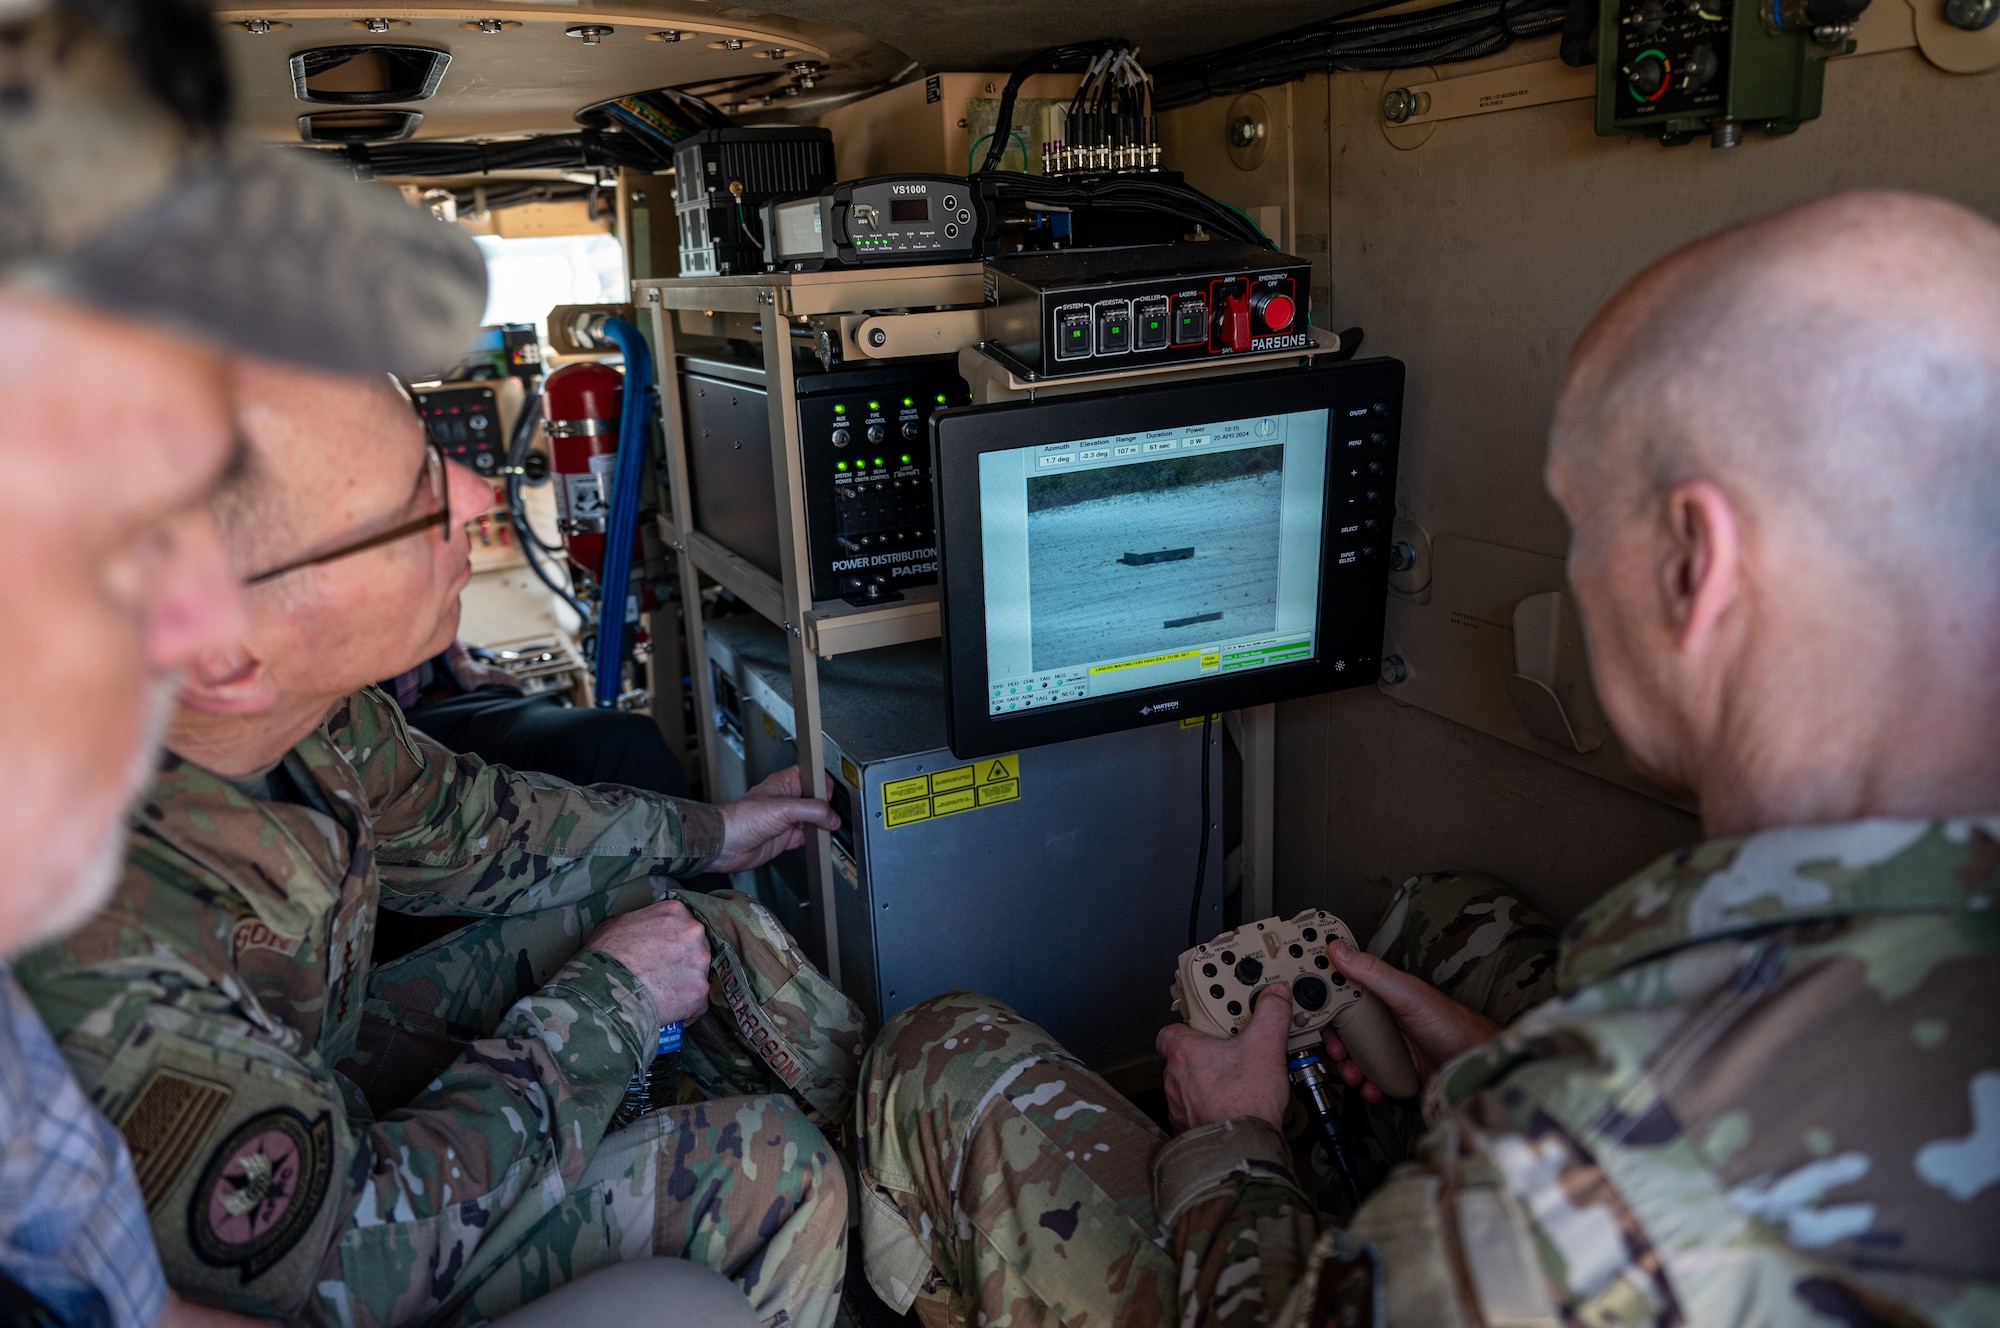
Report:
978,171,1276,249
575,85,734,158
302,129,671,180
1054,45,1159,174
305,86,734,180
978,39,1133,174
1152,0,1568,109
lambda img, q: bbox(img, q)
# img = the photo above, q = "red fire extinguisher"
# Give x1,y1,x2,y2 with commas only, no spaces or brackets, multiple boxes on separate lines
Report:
541,361,624,578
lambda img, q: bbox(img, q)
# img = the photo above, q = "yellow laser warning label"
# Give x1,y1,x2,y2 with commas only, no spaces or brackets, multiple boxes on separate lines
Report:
841,757,860,788
882,753,1022,827
932,788,977,816
882,775,930,804
1180,712,1221,729
884,799,932,828
1089,648,1202,676
930,766,975,794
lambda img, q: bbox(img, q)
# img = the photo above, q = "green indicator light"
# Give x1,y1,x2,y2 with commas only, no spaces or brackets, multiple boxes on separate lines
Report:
936,393,947,403
836,461,848,471
868,400,880,410
1149,320,1161,330
834,404,846,414
901,453,912,464
874,457,885,468
902,396,914,406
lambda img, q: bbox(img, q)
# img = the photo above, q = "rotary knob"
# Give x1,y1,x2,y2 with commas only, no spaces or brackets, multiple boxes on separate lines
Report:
1628,51,1669,100
1683,44,1718,89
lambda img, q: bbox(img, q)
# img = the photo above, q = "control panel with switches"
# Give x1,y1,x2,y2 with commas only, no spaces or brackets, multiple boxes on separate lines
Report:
983,241,1312,380
798,360,970,605
415,382,506,475
1595,0,1861,146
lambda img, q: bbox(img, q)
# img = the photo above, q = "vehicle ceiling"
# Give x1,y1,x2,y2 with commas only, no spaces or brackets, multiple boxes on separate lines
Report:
703,0,1339,71
216,0,1336,144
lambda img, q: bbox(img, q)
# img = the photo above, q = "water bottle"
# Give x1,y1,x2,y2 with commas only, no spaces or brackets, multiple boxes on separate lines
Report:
611,1021,683,1128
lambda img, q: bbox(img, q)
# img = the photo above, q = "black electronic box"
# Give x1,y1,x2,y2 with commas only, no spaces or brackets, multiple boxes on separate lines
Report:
414,382,504,474
764,174,990,272
680,354,969,604
673,126,836,276
982,241,1313,380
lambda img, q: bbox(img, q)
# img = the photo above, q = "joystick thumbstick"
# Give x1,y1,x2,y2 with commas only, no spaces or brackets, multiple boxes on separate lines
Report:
1234,956,1264,985
1292,974,1329,1011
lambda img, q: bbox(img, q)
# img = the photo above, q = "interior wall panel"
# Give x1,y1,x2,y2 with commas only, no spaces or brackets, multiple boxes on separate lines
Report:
1166,45,1998,927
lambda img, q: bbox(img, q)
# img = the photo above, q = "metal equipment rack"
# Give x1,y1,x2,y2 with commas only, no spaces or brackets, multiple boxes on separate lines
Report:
636,264,1336,985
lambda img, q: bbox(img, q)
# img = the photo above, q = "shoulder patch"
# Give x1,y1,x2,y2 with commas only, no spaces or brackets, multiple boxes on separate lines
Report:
230,916,303,961
119,1068,234,1210
188,1106,334,1282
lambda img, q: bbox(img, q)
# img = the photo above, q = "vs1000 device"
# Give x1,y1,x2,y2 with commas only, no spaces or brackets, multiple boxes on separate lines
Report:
764,175,989,272
981,241,1313,380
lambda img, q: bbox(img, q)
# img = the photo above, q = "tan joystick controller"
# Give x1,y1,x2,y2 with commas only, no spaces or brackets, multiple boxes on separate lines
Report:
1171,908,1420,1100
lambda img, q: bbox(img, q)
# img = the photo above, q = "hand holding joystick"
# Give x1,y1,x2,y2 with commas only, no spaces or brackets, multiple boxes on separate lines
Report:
1171,909,1421,1099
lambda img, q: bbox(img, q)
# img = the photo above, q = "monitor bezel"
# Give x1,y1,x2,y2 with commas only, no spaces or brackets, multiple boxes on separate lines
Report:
935,359,1400,758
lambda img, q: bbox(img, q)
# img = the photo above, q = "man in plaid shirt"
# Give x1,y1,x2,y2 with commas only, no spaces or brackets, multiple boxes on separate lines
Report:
0,0,483,1323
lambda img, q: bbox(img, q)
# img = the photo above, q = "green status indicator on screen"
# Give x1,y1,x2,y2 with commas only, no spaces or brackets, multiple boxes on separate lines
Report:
902,396,914,406
834,404,846,414
868,400,880,410
835,461,848,471
874,457,885,467
936,393,947,403
900,453,912,464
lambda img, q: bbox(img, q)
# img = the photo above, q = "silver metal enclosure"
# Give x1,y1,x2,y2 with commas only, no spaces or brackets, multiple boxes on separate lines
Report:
706,615,1224,1066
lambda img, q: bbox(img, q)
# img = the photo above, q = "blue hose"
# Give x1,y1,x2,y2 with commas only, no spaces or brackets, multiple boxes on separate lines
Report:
592,317,655,707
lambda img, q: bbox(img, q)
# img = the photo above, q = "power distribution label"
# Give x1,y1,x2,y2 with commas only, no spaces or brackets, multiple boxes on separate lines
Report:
882,755,1019,828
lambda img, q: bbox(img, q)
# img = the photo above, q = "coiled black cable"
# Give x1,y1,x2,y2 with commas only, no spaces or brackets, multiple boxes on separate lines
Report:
1153,0,1568,109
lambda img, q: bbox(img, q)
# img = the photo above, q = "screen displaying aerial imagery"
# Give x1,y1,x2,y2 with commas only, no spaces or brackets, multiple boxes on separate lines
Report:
977,408,1329,714
1026,446,1284,671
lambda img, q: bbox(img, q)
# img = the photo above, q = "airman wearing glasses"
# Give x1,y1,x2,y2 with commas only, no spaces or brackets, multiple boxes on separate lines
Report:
17,355,861,1328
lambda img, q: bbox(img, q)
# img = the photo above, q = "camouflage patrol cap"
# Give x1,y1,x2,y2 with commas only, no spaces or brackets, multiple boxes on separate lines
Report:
0,1,486,378
676,889,869,1126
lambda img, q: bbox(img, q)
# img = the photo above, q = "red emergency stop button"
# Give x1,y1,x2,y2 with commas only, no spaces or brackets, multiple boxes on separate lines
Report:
1253,291,1296,332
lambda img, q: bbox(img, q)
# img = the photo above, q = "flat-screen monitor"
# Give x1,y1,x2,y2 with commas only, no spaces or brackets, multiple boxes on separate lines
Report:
935,359,1404,757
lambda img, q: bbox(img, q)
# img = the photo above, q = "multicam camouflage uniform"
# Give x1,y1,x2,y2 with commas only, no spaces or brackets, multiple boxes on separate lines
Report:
860,821,2000,1327
18,687,865,1328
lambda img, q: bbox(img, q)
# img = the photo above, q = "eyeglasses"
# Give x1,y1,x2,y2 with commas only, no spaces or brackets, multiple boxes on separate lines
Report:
245,440,452,587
